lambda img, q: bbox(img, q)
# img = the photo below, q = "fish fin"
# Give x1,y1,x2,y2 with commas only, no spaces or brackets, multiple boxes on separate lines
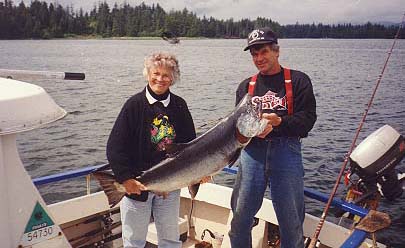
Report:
164,143,188,157
92,171,125,208
188,183,200,199
227,148,242,167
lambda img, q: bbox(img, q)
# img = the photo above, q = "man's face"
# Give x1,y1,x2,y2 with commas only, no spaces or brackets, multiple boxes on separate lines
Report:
250,44,279,75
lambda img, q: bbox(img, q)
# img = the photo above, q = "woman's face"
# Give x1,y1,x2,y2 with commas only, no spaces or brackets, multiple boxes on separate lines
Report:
147,66,173,95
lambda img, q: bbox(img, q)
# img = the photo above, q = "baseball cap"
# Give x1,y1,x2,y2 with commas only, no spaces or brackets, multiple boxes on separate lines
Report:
244,27,278,51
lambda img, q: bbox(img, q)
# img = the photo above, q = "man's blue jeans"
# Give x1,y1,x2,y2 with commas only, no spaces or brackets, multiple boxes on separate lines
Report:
120,190,182,248
229,137,305,248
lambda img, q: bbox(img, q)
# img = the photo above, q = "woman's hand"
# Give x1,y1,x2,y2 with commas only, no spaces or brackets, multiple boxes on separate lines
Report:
200,176,212,184
154,192,169,199
122,179,147,195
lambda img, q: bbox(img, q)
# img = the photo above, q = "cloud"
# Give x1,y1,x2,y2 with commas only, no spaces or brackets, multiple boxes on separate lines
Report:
41,0,404,25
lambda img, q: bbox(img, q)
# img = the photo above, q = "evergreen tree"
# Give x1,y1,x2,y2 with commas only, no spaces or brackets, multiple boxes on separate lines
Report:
0,0,403,39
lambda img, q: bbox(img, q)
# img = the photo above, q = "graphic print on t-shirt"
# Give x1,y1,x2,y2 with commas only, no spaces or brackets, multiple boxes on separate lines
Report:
150,113,176,151
252,90,287,111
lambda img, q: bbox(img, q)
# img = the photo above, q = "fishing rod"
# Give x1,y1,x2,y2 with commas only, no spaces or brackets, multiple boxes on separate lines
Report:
308,13,405,248
0,69,85,80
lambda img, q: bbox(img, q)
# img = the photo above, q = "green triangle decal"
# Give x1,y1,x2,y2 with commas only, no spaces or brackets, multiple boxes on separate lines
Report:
24,202,55,233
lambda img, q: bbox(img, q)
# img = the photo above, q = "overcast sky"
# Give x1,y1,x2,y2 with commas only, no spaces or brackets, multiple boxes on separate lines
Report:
46,0,404,25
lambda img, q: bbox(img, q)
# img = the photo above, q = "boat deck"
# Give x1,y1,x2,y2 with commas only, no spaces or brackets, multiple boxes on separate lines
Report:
47,184,381,248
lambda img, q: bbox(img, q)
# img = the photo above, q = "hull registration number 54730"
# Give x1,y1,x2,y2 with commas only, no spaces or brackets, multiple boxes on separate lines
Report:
18,202,62,247
21,225,56,245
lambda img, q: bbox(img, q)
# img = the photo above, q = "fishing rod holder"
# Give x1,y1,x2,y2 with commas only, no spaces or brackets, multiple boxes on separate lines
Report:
0,69,85,81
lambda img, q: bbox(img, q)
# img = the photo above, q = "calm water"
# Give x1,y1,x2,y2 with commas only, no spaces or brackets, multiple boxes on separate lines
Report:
1,39,404,247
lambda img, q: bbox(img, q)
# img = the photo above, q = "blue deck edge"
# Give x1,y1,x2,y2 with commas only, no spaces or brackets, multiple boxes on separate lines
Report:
32,163,107,186
33,164,370,247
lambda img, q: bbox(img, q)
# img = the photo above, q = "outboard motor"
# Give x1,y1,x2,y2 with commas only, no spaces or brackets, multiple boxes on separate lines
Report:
349,125,405,201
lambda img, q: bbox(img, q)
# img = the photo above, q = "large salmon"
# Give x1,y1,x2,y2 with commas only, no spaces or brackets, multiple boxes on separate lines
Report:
93,94,266,207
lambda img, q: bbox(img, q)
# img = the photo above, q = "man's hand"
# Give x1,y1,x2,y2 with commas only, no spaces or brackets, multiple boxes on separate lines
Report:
257,123,273,138
122,179,147,195
263,113,282,126
257,113,282,138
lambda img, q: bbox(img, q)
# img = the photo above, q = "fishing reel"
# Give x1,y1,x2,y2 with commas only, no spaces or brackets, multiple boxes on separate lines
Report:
347,124,405,202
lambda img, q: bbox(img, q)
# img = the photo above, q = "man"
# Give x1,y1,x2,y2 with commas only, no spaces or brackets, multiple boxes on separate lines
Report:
229,27,317,248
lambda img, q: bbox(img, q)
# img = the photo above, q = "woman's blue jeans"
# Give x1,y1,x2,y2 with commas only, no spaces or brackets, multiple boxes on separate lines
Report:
229,137,305,248
120,190,182,248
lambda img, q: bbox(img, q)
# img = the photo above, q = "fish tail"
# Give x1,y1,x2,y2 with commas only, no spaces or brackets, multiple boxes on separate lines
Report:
188,183,201,199
92,171,125,208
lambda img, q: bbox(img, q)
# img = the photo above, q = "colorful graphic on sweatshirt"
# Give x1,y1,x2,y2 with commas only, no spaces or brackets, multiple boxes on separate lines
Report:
150,114,176,151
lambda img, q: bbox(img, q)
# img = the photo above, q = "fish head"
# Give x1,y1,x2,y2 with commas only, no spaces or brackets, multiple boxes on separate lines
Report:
236,94,268,138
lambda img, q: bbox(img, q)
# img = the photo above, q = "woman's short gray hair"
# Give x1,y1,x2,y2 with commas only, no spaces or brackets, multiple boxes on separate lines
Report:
143,52,180,85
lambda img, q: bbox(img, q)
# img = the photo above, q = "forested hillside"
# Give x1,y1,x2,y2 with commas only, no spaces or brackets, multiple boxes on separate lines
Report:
0,0,401,39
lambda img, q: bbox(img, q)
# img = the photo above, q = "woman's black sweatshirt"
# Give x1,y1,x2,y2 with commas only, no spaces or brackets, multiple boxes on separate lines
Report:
107,88,196,183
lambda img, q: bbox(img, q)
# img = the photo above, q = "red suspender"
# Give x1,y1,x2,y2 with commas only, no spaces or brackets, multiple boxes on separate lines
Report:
284,68,293,115
248,68,293,115
248,74,257,96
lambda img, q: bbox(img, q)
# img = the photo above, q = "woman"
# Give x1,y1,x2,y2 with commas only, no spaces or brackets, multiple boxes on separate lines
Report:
107,52,196,248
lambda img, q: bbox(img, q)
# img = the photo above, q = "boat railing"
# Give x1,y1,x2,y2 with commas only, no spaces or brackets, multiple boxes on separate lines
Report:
33,164,369,247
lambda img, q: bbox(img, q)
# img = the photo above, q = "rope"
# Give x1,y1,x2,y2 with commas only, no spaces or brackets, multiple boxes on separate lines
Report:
308,13,405,248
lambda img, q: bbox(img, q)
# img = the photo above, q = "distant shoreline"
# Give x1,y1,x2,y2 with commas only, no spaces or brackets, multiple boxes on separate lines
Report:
2,0,402,40
1,36,399,41
61,35,211,40
0,35,213,41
